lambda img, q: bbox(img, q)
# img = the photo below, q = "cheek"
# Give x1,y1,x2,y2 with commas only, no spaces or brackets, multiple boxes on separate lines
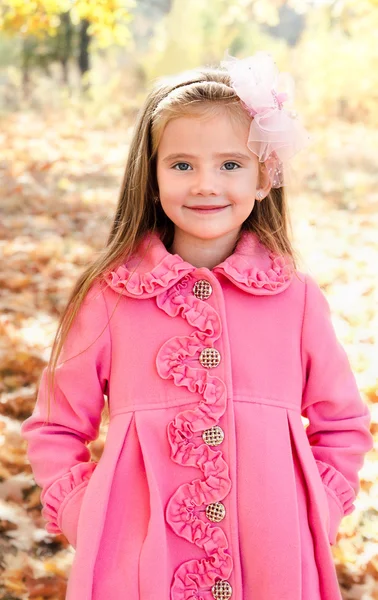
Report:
158,171,187,200
228,176,257,201
157,165,171,188
156,163,164,188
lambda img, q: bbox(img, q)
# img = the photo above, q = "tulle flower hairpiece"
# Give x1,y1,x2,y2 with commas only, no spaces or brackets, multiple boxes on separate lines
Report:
220,50,312,188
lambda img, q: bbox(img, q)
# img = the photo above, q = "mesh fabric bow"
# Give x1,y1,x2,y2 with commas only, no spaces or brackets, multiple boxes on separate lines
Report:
221,50,312,188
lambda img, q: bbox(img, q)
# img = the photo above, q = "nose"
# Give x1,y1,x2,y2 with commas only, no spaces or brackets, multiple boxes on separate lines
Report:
190,168,221,196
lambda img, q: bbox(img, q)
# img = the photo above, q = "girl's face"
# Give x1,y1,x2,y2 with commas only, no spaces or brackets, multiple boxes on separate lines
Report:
156,107,269,248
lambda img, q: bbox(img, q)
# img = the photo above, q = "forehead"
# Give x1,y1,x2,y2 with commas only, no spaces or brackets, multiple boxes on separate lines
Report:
157,108,251,156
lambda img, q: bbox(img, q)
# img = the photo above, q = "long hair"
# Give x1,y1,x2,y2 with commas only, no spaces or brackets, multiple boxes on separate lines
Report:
44,65,301,421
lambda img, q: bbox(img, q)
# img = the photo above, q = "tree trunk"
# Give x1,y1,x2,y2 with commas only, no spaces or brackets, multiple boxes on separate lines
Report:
60,11,73,86
78,19,90,92
21,38,31,100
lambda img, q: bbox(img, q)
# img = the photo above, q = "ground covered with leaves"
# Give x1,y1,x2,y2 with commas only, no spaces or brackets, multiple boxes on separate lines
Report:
0,107,377,599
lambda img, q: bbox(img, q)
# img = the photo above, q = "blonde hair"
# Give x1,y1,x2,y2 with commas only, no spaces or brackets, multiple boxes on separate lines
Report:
44,65,301,421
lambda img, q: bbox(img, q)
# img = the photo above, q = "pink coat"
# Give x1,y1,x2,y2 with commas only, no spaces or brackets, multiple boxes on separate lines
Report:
21,229,373,600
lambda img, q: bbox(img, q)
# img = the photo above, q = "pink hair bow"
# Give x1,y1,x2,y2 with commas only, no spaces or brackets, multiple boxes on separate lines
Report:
220,50,312,188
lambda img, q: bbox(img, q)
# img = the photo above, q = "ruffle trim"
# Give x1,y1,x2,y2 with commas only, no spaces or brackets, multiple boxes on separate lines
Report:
103,232,195,298
157,286,221,338
41,461,98,534
213,251,294,294
103,230,295,299
104,254,194,298
316,459,355,516
171,554,233,599
156,287,234,598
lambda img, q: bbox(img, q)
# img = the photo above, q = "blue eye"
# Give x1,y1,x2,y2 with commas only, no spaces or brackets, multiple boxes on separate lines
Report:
172,161,240,171
223,162,240,170
173,163,192,171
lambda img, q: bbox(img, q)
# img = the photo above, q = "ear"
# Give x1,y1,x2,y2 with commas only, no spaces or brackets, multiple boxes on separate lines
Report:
257,162,272,201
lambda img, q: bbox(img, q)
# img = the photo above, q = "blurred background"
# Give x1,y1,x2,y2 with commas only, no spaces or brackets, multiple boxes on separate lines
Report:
0,0,377,598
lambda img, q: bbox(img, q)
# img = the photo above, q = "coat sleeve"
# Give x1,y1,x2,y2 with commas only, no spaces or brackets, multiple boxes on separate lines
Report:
300,274,373,545
20,281,111,545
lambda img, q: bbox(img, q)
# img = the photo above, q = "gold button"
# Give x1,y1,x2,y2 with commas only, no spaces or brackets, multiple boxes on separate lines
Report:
199,347,221,368
211,579,232,599
202,425,224,446
206,502,226,523
193,279,213,300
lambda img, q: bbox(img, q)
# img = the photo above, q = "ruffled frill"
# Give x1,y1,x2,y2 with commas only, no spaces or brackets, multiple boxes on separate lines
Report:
103,233,195,298
213,251,294,294
316,459,355,516
171,553,233,600
155,284,234,598
41,461,98,534
105,254,195,298
103,230,295,299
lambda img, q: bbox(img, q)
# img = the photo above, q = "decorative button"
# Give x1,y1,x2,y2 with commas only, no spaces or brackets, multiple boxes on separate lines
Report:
211,579,233,599
202,425,224,446
199,347,221,368
206,502,226,523
193,279,213,300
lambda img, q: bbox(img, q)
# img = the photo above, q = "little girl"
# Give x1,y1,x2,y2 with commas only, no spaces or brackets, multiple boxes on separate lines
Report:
21,51,373,600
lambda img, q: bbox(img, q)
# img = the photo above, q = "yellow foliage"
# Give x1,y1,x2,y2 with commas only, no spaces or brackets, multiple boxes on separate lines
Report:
0,0,134,47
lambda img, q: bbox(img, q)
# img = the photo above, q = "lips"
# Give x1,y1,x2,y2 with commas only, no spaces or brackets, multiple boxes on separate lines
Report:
189,205,228,209
185,205,230,216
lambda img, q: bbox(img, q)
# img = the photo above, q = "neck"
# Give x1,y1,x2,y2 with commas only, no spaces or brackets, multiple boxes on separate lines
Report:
168,228,241,270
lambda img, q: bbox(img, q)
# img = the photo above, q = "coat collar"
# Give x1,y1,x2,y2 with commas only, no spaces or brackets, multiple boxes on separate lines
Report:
103,230,295,298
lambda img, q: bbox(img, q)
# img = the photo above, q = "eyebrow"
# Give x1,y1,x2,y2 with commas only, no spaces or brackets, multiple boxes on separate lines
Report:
161,152,251,163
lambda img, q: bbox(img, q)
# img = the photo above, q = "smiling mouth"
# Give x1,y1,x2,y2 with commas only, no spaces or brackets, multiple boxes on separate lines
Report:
186,205,230,213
